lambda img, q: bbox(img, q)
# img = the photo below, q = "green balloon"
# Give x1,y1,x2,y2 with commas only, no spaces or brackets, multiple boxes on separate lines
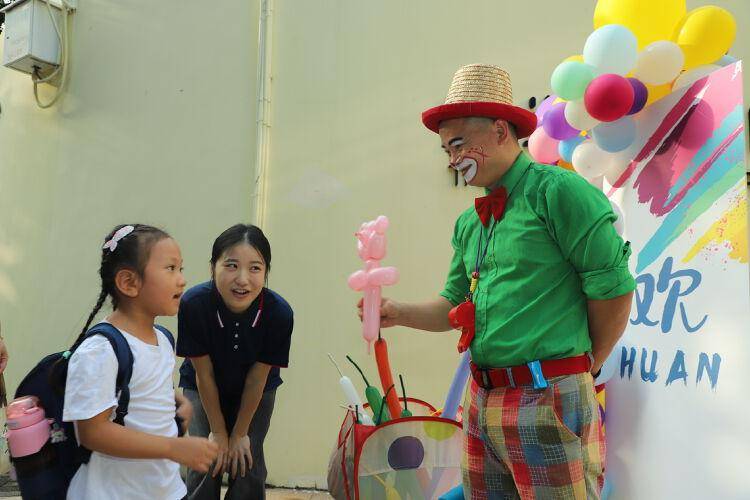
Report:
551,61,597,101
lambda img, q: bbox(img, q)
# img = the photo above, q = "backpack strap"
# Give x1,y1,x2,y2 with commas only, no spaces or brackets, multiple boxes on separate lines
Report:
85,323,134,426
154,325,176,351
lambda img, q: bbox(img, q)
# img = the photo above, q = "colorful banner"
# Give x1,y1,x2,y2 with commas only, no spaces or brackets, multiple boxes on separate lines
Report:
605,62,749,498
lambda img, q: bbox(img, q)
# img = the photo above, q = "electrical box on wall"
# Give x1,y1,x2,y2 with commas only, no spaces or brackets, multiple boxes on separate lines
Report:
1,0,62,78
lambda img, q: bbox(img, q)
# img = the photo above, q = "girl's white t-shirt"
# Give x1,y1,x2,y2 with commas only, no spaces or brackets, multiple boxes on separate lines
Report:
62,324,186,500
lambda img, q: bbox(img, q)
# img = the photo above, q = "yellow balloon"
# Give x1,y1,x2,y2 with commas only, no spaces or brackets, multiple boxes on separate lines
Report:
594,0,686,49
385,487,401,500
672,6,736,70
564,54,584,63
646,83,672,106
423,420,459,441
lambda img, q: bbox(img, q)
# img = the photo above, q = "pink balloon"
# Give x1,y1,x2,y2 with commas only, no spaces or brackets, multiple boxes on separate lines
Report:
369,267,399,286
347,270,368,290
584,74,634,122
528,127,561,164
355,215,389,260
361,287,381,349
349,216,399,352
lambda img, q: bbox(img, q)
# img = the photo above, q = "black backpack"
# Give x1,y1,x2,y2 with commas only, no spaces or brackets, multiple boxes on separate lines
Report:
11,322,178,500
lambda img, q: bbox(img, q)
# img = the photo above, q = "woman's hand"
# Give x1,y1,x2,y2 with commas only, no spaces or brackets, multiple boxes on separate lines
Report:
208,431,229,477
227,433,253,478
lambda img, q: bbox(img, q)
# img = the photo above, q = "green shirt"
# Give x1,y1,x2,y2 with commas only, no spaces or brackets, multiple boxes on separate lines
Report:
440,152,635,368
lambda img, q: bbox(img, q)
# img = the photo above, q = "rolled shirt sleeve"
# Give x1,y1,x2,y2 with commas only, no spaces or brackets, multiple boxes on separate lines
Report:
542,173,636,300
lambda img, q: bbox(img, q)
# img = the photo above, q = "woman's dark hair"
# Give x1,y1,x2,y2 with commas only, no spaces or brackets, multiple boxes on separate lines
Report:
211,224,271,276
78,224,170,341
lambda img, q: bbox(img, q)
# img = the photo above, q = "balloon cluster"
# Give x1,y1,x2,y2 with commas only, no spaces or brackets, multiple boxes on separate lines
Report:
527,0,737,184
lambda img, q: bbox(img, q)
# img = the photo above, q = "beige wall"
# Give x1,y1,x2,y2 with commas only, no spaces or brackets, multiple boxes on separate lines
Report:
262,0,750,487
0,0,748,488
0,0,260,467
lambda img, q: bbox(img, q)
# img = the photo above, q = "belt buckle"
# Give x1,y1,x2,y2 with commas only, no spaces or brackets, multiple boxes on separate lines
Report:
504,367,516,388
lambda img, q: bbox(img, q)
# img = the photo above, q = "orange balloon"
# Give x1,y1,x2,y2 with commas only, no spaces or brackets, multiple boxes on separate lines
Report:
557,160,576,171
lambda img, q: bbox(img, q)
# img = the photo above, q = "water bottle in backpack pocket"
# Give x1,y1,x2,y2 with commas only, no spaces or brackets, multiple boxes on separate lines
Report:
7,323,177,499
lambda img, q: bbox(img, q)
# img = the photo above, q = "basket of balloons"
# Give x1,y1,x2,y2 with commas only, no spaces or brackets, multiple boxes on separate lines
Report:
326,216,470,499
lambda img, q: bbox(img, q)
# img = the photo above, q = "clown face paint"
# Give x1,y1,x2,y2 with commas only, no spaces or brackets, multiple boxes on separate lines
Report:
450,146,488,184
439,118,500,187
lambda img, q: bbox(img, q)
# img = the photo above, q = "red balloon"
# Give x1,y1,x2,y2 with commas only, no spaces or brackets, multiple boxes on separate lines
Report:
584,74,635,122
374,338,402,420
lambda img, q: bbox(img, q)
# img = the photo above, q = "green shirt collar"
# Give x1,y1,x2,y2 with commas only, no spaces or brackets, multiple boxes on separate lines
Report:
486,151,533,195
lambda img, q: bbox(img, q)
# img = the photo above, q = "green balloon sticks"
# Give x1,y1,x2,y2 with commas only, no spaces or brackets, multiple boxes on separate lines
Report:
347,355,390,424
399,374,412,418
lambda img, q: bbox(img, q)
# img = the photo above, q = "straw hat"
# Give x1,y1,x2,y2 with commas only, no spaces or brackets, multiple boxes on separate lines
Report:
422,64,537,138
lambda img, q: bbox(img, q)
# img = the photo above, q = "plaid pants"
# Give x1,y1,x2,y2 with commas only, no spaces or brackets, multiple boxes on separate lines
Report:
462,372,604,499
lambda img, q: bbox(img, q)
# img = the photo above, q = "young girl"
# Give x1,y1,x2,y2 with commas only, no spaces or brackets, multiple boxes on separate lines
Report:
63,224,219,500
177,224,293,500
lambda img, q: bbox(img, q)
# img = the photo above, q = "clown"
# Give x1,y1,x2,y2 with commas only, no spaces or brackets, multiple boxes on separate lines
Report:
359,64,635,499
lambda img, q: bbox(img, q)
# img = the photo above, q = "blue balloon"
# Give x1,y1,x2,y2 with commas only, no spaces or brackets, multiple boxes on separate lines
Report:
592,116,636,153
602,478,613,500
714,54,737,67
438,484,465,500
583,24,638,76
442,352,470,420
558,135,586,163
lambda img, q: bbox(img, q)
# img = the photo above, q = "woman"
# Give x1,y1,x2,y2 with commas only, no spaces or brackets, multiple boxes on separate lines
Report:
177,224,293,500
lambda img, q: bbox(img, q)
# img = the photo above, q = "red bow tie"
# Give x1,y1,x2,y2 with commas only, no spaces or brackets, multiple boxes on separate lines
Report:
475,187,508,227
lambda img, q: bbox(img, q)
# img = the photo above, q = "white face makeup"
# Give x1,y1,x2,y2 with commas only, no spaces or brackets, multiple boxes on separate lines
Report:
442,136,488,185
439,118,501,187
451,154,478,183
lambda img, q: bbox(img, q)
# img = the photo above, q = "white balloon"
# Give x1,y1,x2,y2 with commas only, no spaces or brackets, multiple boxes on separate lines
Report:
603,158,629,186
572,142,613,180
589,175,605,190
672,64,720,90
564,99,600,131
609,199,625,236
633,41,684,85
594,343,623,385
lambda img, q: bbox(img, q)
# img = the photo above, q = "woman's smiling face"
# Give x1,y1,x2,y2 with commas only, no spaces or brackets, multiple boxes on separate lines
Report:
212,243,266,314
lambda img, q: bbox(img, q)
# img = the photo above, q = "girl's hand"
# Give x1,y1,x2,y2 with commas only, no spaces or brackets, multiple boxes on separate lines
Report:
208,431,229,477
168,437,218,473
227,433,252,478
